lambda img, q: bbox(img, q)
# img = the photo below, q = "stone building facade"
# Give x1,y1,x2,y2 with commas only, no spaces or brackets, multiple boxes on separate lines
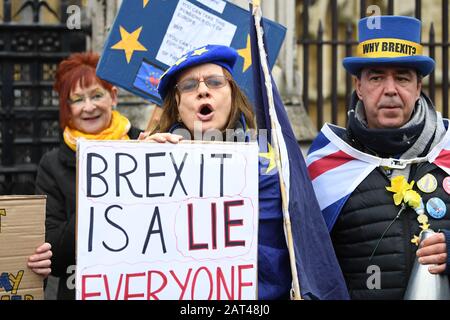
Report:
3,0,446,139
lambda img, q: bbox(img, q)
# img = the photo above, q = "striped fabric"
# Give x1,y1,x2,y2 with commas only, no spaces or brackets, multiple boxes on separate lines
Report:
307,121,450,231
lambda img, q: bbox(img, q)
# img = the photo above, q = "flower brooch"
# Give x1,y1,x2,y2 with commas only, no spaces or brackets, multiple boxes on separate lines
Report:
386,176,429,246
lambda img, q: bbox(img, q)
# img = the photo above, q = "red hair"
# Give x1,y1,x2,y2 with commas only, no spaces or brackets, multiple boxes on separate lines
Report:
54,52,114,129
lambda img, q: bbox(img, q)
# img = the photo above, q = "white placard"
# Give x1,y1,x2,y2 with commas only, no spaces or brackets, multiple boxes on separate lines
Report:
196,0,226,13
156,0,237,66
76,140,259,300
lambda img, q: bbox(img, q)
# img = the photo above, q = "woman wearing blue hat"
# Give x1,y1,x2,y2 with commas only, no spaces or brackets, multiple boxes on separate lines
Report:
148,45,255,142
141,44,293,300
143,44,351,300
307,16,450,300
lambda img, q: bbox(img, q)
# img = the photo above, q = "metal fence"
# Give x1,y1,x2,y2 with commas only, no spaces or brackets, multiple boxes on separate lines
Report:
0,0,88,194
299,0,449,130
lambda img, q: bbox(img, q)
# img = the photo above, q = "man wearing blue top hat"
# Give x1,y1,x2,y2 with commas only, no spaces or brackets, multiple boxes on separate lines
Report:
307,15,450,299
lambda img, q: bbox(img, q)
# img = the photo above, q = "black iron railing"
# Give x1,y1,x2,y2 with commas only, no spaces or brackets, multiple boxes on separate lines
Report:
0,0,88,194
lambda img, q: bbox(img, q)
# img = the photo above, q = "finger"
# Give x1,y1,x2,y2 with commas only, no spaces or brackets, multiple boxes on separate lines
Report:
138,132,148,141
28,259,51,269
145,133,168,142
428,264,446,274
31,268,51,277
167,135,183,144
417,243,446,257
420,233,445,247
152,135,167,143
418,252,447,265
35,242,51,253
28,250,52,262
160,133,183,139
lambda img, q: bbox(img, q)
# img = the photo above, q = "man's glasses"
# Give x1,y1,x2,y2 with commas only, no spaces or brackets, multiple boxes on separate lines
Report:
176,75,229,93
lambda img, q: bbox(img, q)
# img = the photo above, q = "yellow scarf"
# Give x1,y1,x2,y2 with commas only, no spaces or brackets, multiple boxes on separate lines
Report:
63,110,131,151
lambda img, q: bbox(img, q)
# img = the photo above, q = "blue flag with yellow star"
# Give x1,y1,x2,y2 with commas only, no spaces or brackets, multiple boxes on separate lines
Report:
96,0,286,106
250,5,349,300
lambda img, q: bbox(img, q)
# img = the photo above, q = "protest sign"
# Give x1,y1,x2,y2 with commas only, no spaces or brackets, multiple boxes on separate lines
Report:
0,196,46,300
76,140,259,300
96,0,286,105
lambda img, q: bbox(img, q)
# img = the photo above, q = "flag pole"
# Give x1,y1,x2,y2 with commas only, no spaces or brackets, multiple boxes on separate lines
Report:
252,1,302,300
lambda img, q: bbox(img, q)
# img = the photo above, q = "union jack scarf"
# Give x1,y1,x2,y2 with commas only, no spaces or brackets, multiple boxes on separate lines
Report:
306,120,450,231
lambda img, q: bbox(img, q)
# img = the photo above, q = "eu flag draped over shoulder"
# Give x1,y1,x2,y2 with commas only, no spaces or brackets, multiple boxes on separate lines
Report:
250,4,349,300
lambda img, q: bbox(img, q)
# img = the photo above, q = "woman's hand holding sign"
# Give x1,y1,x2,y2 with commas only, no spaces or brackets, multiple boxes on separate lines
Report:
138,132,184,144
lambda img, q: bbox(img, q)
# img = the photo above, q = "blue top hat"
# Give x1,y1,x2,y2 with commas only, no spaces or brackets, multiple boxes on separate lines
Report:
343,16,435,77
157,44,238,100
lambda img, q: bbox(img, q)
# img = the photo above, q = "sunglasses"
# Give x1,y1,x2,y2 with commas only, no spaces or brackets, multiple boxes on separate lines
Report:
176,75,229,93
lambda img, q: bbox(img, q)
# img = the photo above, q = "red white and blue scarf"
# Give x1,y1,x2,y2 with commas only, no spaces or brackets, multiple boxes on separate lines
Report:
306,120,450,231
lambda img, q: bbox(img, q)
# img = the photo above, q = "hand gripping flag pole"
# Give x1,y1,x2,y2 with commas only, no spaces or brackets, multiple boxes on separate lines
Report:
251,0,302,300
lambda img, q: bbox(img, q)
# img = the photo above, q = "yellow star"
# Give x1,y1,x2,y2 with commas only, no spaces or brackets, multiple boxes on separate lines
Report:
192,47,208,56
259,143,277,174
111,26,148,64
237,35,252,72
174,56,187,66
420,223,430,231
411,235,420,246
143,0,149,7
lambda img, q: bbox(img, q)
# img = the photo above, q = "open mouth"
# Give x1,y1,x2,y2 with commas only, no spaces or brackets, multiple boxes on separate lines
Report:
199,104,213,116
197,104,214,122
83,115,101,121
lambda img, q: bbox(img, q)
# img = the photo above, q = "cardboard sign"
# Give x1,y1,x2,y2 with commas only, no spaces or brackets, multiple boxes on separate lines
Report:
0,196,46,300
76,140,259,300
96,0,286,106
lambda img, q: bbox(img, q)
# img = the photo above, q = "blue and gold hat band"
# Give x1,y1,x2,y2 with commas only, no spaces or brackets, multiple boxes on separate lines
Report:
357,38,423,58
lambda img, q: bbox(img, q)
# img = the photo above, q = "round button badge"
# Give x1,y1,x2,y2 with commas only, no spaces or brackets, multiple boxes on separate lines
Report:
417,174,438,194
426,197,447,220
443,177,450,195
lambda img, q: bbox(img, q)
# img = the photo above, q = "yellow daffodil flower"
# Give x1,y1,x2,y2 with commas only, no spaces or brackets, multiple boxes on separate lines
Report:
386,175,428,247
386,176,416,206
403,190,422,209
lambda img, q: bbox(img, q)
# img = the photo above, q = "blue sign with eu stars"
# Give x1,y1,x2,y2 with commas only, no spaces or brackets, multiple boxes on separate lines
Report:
96,0,286,106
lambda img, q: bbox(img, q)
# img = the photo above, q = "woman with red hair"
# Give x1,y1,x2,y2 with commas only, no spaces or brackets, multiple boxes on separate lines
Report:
35,52,141,299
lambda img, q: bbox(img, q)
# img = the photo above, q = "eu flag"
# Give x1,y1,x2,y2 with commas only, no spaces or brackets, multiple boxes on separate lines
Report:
96,0,286,107
250,4,349,300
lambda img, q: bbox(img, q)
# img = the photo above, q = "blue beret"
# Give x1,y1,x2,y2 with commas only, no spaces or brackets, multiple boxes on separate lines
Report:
157,45,238,100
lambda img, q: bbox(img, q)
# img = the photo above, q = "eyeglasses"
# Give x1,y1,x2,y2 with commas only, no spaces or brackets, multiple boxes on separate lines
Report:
176,75,229,93
68,90,108,107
